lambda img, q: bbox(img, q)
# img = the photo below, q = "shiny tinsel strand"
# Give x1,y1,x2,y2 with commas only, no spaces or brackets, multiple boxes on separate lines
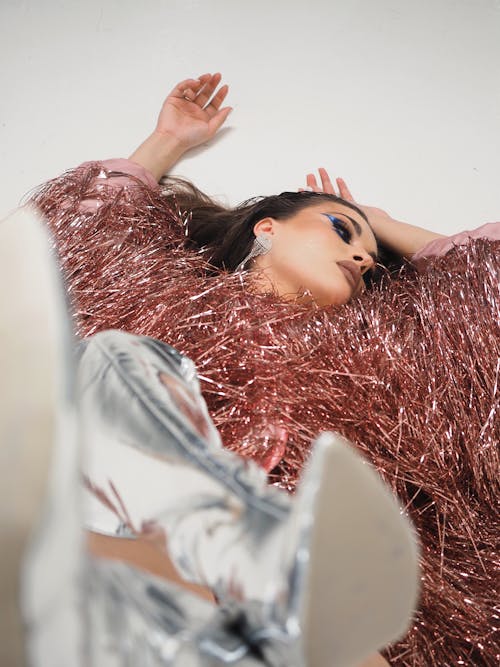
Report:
31,163,500,666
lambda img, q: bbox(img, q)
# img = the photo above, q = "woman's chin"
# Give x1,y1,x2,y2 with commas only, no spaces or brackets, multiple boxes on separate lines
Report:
312,286,353,308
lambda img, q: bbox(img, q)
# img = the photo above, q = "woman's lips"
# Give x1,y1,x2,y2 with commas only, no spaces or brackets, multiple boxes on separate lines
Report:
337,261,361,292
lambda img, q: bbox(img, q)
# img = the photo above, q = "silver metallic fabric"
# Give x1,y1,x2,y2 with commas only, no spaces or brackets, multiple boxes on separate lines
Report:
77,330,419,666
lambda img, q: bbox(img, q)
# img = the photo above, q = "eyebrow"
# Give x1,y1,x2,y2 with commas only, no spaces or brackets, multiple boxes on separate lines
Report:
337,213,378,262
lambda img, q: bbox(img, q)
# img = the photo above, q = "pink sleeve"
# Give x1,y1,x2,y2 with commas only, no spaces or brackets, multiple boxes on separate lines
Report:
412,221,500,262
77,158,159,212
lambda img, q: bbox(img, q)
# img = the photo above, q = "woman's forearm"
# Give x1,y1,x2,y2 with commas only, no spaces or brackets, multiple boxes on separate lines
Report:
129,131,186,182
365,207,445,260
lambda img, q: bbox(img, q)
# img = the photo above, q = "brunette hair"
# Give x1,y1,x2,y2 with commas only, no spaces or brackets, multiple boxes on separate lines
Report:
160,176,379,273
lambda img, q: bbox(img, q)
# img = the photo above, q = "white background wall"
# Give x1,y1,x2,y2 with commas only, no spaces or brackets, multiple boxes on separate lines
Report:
1,0,499,234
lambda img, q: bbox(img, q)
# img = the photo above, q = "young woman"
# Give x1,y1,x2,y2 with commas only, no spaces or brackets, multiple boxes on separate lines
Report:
31,72,499,666
47,71,496,307
106,73,450,293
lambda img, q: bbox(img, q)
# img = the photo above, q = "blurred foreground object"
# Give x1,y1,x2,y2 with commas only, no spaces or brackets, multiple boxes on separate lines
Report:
0,206,82,666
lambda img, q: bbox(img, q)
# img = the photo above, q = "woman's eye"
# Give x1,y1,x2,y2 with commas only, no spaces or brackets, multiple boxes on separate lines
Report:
325,214,352,242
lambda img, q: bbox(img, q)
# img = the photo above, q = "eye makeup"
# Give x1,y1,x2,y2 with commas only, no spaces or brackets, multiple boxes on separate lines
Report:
323,214,353,243
322,212,378,265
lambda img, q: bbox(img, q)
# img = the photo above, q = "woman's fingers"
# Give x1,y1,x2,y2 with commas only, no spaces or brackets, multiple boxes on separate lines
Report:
166,73,229,118
194,72,222,108
305,169,356,202
169,74,210,100
306,170,339,194
306,173,320,191
303,171,356,202
318,167,336,194
207,84,229,112
336,177,355,201
208,106,233,135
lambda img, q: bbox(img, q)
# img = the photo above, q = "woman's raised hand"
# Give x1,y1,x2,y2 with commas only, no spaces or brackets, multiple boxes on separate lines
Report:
304,167,355,201
304,167,391,229
306,167,392,223
130,73,232,181
303,168,445,259
155,73,232,151
304,167,392,245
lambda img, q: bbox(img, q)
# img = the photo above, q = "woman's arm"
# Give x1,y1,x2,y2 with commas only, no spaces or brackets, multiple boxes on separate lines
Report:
63,73,231,212
411,220,500,261
129,72,232,181
305,169,445,260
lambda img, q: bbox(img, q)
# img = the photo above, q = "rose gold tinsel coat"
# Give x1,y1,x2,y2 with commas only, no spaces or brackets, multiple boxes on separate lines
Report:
31,163,499,666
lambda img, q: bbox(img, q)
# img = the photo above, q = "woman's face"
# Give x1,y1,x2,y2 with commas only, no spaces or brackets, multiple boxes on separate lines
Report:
252,202,377,307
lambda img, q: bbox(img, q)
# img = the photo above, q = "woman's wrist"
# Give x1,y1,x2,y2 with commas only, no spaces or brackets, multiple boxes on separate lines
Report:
129,131,187,182
364,208,445,259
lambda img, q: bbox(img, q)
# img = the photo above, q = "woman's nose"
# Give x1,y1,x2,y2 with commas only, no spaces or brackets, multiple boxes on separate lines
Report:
351,249,375,274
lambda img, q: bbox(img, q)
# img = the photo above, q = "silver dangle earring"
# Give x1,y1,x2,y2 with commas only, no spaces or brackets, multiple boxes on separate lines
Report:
236,233,272,272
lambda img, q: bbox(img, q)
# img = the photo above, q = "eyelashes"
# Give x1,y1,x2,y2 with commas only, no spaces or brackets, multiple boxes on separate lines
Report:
324,214,352,243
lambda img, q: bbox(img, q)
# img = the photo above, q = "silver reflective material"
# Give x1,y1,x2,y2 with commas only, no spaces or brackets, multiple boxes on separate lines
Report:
77,331,292,603
236,233,273,271
78,330,304,664
78,330,420,666
87,559,279,666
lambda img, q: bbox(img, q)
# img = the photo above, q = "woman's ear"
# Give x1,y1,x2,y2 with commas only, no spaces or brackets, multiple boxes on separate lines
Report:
253,217,274,237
